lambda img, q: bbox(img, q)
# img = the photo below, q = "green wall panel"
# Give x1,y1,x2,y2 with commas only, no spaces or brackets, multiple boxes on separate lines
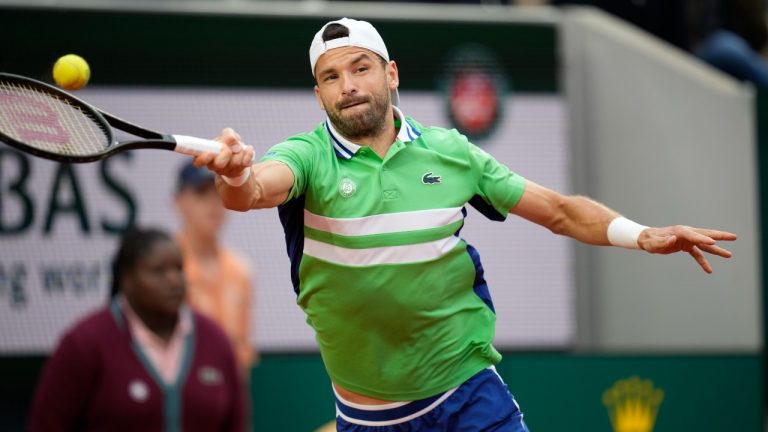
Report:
249,353,761,431
756,88,768,423
250,354,336,431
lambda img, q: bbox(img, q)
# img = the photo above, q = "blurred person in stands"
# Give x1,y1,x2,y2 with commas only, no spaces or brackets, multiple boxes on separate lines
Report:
28,228,245,432
174,160,256,379
552,0,768,86
689,0,768,86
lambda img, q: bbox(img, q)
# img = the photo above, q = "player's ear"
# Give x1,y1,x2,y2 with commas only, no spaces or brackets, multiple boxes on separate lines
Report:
314,85,325,111
387,60,399,91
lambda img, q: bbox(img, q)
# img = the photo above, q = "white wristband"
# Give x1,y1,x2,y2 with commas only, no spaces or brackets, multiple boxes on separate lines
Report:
607,217,648,249
221,167,251,187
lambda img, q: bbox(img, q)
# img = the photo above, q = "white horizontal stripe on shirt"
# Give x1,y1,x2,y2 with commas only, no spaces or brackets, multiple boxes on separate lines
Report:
303,236,462,267
304,207,464,237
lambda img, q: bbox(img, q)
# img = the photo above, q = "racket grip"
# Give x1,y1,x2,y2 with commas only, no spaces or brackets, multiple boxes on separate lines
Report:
172,135,255,164
172,135,223,155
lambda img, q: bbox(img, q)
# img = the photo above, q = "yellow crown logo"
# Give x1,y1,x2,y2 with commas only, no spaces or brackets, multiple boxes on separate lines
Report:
602,376,664,432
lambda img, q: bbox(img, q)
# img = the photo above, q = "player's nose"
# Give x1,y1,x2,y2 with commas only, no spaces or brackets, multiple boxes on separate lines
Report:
339,73,358,96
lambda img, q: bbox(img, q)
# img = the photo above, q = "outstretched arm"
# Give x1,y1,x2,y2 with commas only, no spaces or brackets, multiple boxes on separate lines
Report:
510,180,737,273
191,128,294,211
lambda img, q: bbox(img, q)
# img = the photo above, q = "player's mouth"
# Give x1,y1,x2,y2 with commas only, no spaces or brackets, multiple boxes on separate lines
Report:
339,98,368,110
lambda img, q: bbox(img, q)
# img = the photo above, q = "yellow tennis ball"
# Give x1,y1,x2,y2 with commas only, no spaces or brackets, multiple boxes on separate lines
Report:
53,54,90,91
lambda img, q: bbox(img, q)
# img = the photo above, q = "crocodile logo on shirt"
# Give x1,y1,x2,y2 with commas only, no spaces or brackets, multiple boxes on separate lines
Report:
422,172,442,185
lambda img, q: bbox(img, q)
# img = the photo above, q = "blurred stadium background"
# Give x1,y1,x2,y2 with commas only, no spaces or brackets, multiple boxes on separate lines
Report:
0,0,764,431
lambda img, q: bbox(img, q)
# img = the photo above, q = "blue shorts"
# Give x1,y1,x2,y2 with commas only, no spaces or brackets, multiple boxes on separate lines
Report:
334,367,529,431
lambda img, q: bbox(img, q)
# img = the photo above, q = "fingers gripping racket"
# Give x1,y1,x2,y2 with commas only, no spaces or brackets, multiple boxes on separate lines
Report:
0,73,225,163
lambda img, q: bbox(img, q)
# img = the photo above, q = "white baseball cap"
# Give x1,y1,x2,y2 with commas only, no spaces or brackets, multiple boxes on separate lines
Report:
309,17,399,106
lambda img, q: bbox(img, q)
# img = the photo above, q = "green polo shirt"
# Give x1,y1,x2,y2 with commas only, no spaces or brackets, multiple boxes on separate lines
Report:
261,107,526,400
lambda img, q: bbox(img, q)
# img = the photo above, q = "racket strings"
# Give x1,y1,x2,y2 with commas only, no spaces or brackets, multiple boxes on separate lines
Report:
0,79,110,156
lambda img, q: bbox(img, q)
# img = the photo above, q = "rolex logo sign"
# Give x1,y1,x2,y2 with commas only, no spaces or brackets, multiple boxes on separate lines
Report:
603,376,664,432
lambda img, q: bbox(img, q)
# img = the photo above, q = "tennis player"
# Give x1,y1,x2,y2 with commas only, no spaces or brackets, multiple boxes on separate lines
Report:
192,18,737,431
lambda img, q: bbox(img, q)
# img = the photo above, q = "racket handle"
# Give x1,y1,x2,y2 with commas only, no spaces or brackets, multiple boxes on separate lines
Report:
172,135,223,155
172,135,255,164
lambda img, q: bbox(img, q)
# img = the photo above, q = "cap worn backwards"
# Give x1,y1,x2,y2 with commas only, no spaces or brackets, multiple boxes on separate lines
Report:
309,17,399,106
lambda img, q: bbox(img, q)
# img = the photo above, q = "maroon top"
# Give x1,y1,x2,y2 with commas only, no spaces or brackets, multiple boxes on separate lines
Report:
28,302,245,432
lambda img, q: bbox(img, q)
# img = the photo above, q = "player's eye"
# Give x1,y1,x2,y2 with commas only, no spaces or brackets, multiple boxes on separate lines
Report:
323,74,338,82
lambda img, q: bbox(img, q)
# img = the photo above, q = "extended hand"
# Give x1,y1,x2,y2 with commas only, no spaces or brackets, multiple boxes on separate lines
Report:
192,127,255,178
637,226,737,273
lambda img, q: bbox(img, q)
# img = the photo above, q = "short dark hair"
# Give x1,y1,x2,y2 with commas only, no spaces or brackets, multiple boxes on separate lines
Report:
110,228,173,299
319,23,388,68
322,23,350,42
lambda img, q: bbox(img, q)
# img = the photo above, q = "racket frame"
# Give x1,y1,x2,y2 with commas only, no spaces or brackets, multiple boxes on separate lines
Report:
0,73,178,163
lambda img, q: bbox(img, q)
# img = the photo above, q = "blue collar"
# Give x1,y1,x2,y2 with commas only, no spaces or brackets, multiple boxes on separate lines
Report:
326,106,422,160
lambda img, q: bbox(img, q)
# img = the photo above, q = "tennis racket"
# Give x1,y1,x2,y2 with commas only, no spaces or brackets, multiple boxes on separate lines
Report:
0,72,227,163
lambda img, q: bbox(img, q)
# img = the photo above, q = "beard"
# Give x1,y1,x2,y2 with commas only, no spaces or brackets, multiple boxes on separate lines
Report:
325,85,391,141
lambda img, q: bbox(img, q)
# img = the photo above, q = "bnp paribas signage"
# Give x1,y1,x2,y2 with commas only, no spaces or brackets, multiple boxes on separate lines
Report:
603,376,665,432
